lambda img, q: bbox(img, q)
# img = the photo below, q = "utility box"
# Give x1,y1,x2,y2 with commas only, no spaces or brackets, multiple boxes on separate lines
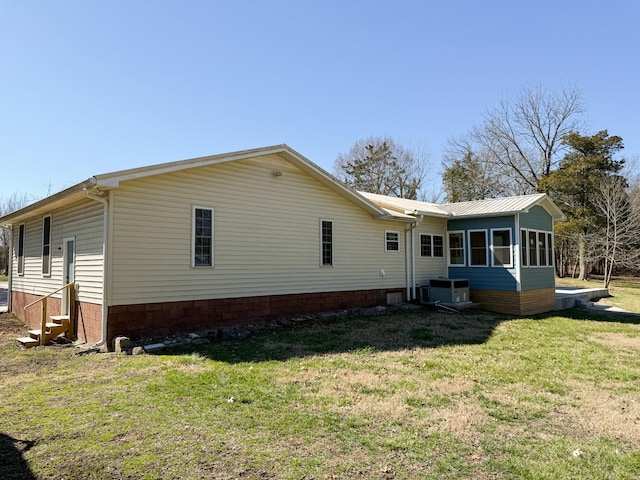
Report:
427,278,470,304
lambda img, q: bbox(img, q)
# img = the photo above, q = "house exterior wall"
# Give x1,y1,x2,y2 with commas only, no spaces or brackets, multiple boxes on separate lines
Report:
9,199,105,342
108,154,408,307
414,218,448,285
106,288,402,342
470,288,556,315
446,215,518,291
446,209,556,315
519,205,555,292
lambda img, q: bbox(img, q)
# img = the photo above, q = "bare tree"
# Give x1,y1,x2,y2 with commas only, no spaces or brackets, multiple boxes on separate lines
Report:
0,193,31,275
443,84,585,199
590,164,640,287
334,136,432,200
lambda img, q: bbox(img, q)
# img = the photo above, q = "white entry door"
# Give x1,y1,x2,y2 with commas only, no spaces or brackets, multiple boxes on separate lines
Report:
62,238,75,315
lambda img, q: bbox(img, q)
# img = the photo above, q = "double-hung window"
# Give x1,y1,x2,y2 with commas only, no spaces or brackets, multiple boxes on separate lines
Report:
17,224,25,275
468,230,488,266
420,234,432,257
320,219,333,266
420,234,444,258
193,207,213,267
448,231,465,266
385,231,399,252
42,216,51,276
491,229,512,267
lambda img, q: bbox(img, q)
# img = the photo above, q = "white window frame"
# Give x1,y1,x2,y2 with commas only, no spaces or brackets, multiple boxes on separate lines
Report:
527,228,539,267
520,228,528,267
320,219,333,267
491,228,513,268
385,230,400,252
17,223,25,276
42,215,52,277
521,228,554,268
538,231,548,267
192,206,214,267
447,231,465,267
433,234,444,258
419,234,445,258
419,234,432,257
468,229,488,267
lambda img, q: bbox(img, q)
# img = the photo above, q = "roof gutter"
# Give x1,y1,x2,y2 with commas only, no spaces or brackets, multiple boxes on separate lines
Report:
0,178,97,226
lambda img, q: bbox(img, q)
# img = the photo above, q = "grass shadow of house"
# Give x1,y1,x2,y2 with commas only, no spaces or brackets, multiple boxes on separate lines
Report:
158,310,509,364
0,434,36,480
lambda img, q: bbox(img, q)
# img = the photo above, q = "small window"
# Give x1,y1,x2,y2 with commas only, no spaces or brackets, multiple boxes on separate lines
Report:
547,232,554,268
448,231,465,266
385,231,399,252
433,235,444,257
420,234,432,257
421,234,444,257
492,229,512,267
193,207,213,267
42,216,51,276
538,231,548,267
520,229,528,267
469,230,488,266
17,224,25,275
321,219,333,266
528,229,538,267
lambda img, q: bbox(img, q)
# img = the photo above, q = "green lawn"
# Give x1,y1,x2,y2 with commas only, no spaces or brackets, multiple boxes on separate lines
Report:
0,274,7,281
1,308,639,479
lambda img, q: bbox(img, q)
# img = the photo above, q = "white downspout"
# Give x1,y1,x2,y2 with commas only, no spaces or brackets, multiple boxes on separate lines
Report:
4,225,13,311
83,188,109,346
515,213,521,292
405,216,423,302
404,225,411,301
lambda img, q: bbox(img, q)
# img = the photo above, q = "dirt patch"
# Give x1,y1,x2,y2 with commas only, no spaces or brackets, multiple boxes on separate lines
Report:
0,313,29,346
553,382,640,449
589,332,640,350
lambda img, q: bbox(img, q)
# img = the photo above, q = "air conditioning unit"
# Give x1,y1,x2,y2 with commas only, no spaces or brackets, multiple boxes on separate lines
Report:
427,278,470,305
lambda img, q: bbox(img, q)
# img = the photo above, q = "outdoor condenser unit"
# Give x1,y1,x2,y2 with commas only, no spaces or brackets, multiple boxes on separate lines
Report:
426,278,470,304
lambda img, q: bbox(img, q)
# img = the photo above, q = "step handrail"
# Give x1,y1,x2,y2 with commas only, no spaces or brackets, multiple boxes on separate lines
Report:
24,282,76,346
24,282,76,310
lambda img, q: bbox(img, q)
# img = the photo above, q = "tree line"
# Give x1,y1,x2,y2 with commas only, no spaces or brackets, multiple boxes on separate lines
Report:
333,85,640,287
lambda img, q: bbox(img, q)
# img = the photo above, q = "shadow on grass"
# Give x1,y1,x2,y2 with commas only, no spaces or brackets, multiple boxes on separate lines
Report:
158,309,510,364
0,434,36,480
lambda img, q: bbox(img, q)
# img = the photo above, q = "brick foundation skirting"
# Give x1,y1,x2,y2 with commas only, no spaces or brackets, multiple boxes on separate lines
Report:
471,288,556,315
11,290,103,344
106,288,403,344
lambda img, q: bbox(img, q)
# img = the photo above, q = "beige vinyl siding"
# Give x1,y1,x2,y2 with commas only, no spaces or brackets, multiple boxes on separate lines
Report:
110,154,408,305
415,219,448,283
11,200,104,304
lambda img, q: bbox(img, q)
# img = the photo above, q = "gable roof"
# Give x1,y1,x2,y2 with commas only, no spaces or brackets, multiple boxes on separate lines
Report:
361,192,566,222
0,145,413,226
0,145,566,226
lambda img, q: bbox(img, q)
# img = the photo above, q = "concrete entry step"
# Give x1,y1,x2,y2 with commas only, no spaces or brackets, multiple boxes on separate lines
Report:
555,287,609,310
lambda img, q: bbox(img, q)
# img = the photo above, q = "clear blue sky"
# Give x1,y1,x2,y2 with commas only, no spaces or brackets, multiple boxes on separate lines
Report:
1,0,638,200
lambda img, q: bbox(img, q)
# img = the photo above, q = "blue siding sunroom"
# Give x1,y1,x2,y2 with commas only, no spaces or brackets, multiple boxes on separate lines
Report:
446,215,518,292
